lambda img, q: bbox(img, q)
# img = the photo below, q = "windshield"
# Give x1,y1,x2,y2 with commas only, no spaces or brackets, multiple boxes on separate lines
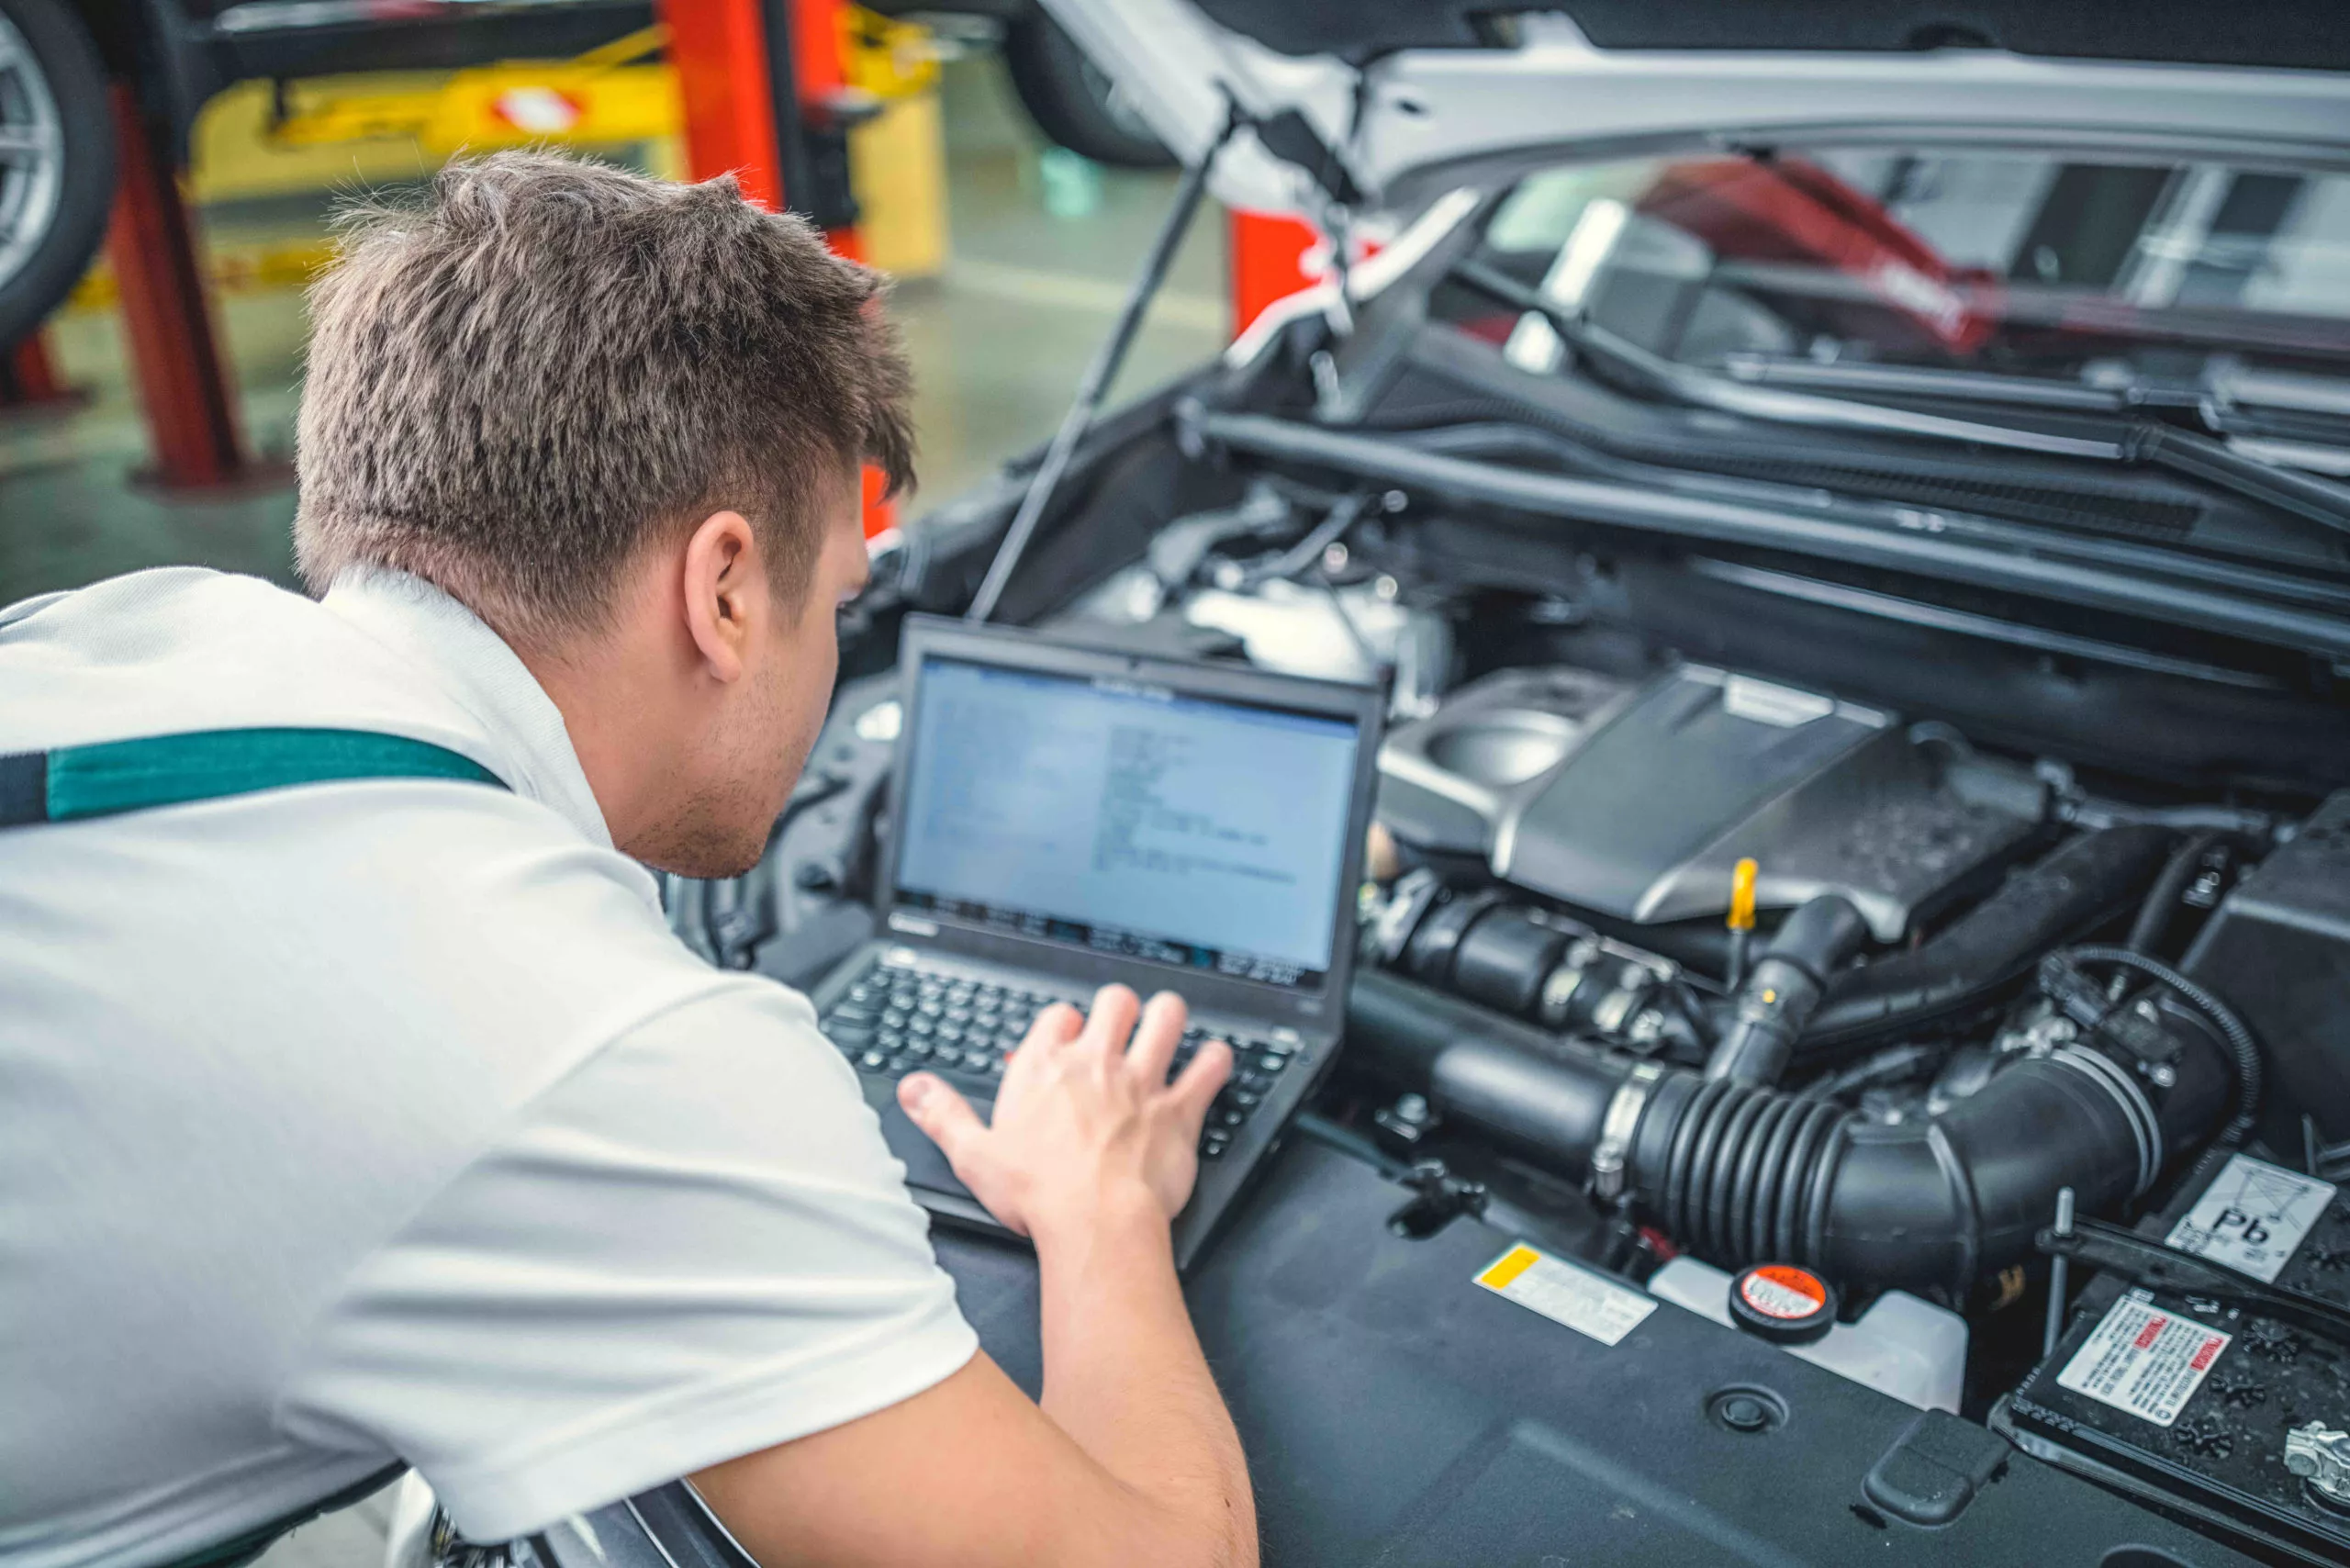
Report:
1430,147,2350,465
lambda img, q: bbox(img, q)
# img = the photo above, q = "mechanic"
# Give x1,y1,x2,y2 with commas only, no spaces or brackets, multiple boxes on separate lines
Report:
0,151,1254,1568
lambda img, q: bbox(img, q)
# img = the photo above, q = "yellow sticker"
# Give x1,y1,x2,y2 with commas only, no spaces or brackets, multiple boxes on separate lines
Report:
1478,1244,1542,1290
1474,1243,1657,1347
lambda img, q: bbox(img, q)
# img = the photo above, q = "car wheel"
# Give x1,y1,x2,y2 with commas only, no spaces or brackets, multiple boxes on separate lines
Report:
0,0,114,348
1002,12,1173,171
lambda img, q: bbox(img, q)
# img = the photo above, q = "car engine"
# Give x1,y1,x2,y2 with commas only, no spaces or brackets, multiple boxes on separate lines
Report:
694,432,2350,1563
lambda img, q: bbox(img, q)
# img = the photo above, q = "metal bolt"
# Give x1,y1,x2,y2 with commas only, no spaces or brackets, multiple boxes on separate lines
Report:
2044,1186,2077,1361
1373,574,1400,601
1394,1092,1430,1126
1323,542,1351,573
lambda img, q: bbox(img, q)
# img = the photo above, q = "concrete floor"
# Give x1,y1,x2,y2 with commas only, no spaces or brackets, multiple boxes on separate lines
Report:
8,52,1227,1567
0,52,1227,605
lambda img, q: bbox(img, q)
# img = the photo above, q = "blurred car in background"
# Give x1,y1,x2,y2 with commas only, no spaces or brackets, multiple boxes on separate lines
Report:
871,0,1168,168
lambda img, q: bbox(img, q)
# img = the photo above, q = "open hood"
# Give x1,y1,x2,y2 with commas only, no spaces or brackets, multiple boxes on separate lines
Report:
1039,0,2350,222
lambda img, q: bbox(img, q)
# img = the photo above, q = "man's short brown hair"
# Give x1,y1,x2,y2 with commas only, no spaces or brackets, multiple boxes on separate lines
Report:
295,151,913,644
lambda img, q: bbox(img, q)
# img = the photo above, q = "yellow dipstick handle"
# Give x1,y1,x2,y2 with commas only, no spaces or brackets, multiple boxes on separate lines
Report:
1729,857,1759,933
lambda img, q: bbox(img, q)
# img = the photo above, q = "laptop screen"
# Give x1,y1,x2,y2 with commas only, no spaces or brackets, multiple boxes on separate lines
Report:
891,655,1365,991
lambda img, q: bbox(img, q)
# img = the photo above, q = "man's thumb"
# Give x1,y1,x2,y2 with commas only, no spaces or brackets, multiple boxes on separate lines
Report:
899,1072,986,1164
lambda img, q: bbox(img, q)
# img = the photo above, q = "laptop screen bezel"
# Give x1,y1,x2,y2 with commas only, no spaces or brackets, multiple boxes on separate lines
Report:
874,615,1386,1030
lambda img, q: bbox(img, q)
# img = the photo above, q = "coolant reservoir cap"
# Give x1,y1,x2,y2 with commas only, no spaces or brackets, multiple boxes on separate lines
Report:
1729,1263,1839,1346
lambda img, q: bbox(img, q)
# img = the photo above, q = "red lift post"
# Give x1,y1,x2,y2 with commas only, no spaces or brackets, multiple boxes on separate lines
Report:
0,331,79,410
1229,208,1324,340
661,0,890,532
106,84,262,490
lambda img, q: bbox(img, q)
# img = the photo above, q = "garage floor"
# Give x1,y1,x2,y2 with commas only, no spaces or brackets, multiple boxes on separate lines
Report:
0,52,1227,607
4,52,1225,1567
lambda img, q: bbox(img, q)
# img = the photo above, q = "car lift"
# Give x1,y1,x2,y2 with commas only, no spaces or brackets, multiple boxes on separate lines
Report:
68,0,871,503
104,84,257,489
1229,209,1324,339
0,333,78,412
72,3,1301,518
659,0,894,533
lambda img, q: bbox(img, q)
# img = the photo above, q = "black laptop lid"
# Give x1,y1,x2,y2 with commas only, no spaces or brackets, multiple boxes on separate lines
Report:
878,617,1386,1032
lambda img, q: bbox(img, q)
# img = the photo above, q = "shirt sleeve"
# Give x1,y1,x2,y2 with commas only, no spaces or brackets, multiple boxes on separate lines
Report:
273,978,979,1543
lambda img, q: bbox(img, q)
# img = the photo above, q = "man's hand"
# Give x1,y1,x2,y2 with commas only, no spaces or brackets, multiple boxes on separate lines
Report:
697,991,1259,1567
896,986,1234,1239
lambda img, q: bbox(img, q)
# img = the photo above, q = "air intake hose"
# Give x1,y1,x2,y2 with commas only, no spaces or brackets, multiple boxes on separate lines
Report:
1705,893,1870,1085
1348,958,2232,1298
1797,824,2177,1053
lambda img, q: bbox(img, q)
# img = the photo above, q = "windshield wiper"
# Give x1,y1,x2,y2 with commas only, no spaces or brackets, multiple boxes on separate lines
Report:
1717,354,2132,413
1447,258,2350,542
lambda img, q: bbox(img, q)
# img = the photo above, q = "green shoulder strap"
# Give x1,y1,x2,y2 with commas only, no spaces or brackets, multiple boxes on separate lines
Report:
3,728,485,1558
0,727,505,828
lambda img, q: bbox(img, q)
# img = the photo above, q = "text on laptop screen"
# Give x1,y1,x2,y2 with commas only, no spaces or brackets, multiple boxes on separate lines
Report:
892,656,1363,990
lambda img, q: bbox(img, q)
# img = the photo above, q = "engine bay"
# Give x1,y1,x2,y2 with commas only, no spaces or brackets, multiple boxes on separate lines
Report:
690,399,2350,1562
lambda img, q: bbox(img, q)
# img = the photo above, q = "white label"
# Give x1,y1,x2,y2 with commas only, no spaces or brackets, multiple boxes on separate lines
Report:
2057,1293,2231,1428
1475,1244,1657,1347
2165,1153,2335,1284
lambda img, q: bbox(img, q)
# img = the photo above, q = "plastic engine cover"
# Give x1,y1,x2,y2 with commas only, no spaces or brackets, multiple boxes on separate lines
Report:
1380,665,2037,941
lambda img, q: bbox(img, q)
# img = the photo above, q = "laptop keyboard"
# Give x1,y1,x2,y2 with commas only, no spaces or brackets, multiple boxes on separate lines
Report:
818,956,1297,1161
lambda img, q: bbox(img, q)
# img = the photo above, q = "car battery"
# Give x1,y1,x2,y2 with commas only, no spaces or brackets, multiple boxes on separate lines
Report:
2002,1148,2350,1564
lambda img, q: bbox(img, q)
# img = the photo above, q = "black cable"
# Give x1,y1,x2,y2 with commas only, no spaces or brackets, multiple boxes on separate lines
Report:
2125,830,2220,957
1237,490,1368,588
2064,944,2263,1146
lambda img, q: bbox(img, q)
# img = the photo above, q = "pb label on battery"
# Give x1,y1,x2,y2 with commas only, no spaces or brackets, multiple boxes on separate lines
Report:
2058,1293,2231,1428
2165,1152,2335,1283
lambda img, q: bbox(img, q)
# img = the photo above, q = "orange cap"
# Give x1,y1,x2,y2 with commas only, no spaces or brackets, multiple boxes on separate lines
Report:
1729,857,1759,932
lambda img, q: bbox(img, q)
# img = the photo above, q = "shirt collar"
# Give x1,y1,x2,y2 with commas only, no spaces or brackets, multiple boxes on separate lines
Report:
319,570,613,848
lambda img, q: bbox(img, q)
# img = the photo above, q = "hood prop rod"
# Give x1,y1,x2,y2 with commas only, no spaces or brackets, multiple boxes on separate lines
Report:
967,100,1245,623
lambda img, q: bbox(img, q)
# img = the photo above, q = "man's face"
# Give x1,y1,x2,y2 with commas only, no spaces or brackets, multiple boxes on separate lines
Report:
655,473,869,879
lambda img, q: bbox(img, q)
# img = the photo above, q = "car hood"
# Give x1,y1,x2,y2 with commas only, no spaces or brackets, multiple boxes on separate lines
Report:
1039,0,2350,220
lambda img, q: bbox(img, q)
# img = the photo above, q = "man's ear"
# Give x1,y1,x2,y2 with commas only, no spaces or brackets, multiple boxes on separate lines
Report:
680,510,764,683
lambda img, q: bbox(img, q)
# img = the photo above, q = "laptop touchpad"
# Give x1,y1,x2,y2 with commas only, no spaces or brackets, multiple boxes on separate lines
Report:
869,1077,990,1200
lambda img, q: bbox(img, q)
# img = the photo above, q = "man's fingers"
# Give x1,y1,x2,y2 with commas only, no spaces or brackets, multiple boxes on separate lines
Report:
1169,1038,1233,1128
1020,1001,1085,1056
1125,991,1186,1084
898,1072,988,1168
1078,984,1140,1059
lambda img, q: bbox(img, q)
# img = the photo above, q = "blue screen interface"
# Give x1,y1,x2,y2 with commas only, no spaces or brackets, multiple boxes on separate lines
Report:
892,656,1362,990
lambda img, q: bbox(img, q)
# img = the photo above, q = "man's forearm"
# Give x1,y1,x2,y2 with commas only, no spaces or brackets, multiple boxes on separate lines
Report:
1033,1199,1257,1566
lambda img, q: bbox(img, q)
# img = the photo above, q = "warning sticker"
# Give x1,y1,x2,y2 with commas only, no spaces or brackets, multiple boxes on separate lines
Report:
2057,1293,2231,1428
1475,1244,1657,1347
2165,1153,2336,1284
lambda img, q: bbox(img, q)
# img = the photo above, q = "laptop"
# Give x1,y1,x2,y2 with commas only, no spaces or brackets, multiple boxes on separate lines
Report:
810,614,1386,1270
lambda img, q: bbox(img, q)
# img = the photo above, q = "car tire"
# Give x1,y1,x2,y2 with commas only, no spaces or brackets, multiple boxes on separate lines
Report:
0,0,115,349
1002,11,1173,171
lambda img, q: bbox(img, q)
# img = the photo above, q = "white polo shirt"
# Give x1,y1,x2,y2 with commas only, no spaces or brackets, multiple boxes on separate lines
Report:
0,568,977,1568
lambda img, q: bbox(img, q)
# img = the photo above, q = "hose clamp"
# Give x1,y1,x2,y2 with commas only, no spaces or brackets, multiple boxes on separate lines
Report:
2054,1045,2165,1197
1590,1060,1666,1202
